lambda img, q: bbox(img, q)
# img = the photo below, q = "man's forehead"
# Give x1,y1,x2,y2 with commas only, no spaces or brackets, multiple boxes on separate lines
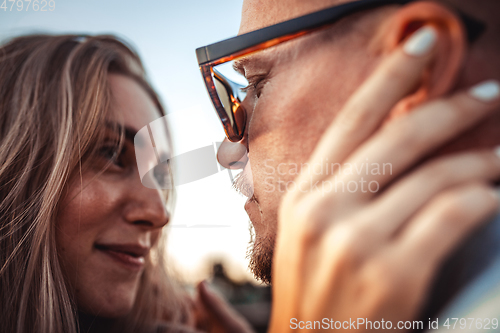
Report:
239,0,353,34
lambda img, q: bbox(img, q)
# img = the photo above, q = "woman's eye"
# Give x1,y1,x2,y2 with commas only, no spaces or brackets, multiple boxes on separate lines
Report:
98,145,126,168
153,164,172,189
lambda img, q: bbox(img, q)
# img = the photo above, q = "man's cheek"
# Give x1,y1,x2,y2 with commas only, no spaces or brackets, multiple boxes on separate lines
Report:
264,176,275,193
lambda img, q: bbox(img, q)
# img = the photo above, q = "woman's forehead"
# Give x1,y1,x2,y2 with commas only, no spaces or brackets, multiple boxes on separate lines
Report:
108,74,161,132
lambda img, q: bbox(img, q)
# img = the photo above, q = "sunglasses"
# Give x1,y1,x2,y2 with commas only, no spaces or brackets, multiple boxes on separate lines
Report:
195,0,486,142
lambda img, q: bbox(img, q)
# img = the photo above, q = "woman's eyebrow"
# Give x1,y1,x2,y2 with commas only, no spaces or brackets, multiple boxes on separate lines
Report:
105,122,137,144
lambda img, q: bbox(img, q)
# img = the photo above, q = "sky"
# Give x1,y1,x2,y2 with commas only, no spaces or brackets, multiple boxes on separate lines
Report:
0,0,258,283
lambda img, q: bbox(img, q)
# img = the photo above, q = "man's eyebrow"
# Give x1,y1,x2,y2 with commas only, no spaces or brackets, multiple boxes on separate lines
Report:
232,48,275,76
232,53,264,76
233,57,251,76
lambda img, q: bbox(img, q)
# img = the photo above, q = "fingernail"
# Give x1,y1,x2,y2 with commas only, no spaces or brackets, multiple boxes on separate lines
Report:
495,146,500,159
403,26,438,56
469,80,500,102
487,187,500,206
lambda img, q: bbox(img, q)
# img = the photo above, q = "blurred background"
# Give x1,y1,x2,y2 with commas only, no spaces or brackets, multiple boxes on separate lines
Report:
0,1,270,331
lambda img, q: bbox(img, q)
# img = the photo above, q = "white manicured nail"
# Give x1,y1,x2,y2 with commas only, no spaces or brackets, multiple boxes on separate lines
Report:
403,26,437,56
488,187,500,206
495,146,500,159
469,80,500,102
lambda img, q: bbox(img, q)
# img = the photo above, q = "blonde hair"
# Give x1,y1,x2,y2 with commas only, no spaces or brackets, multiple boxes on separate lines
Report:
0,35,191,333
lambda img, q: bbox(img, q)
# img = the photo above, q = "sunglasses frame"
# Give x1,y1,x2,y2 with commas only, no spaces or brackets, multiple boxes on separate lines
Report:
196,0,486,142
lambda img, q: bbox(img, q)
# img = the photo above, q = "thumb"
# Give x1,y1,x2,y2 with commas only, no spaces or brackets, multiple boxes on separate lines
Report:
197,281,255,333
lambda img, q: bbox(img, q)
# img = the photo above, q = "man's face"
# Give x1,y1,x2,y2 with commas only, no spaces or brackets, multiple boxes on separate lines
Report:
233,0,386,283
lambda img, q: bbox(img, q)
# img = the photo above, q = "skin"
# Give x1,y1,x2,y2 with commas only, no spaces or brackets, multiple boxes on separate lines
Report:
217,0,500,283
56,74,169,318
270,31,500,329
54,74,252,333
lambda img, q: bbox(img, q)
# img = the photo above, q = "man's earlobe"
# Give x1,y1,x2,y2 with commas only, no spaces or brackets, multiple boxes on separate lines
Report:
374,1,467,118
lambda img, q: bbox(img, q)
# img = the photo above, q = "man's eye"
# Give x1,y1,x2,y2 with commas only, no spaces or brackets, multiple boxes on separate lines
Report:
241,77,266,98
240,84,253,93
254,80,266,98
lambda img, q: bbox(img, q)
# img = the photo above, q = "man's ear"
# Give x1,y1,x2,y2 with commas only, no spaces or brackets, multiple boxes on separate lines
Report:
373,1,467,118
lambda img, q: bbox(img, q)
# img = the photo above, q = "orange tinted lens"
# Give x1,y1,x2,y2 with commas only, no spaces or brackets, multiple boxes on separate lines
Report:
212,61,248,141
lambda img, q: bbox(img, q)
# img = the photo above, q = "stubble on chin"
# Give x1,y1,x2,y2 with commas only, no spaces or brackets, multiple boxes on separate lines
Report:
246,221,275,285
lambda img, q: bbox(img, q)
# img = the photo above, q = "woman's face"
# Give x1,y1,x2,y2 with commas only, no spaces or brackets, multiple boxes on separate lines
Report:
56,74,169,317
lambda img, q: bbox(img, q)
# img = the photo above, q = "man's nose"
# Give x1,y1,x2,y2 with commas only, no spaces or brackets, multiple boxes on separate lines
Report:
217,137,248,169
123,171,170,229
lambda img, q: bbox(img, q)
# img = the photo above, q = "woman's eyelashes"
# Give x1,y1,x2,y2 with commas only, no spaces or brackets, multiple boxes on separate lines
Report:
98,142,128,169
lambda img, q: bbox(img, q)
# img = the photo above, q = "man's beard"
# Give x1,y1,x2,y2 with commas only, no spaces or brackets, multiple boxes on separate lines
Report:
246,222,275,285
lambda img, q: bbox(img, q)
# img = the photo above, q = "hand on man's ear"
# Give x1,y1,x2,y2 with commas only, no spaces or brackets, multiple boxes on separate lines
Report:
375,1,467,118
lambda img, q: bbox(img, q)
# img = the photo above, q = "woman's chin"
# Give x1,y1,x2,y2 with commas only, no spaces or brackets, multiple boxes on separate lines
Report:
81,302,134,319
77,287,138,318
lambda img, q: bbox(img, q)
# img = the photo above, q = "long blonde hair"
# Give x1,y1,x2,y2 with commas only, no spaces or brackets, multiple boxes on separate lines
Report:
0,35,190,333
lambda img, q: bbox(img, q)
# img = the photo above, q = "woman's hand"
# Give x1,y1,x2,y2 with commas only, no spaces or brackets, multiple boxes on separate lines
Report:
193,281,255,333
270,27,500,331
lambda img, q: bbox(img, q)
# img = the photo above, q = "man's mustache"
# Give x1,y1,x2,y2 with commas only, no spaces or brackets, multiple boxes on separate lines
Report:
232,170,255,199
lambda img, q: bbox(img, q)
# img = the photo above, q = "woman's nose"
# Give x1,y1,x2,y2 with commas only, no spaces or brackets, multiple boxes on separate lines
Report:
123,172,170,229
216,137,248,169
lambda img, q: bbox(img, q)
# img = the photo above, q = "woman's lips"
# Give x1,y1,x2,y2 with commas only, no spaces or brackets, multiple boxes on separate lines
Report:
94,244,146,271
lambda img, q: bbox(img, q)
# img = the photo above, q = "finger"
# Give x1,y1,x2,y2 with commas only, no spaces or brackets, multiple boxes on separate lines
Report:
354,150,500,239
395,182,499,270
197,281,254,333
340,81,500,190
300,26,439,186
183,295,198,329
